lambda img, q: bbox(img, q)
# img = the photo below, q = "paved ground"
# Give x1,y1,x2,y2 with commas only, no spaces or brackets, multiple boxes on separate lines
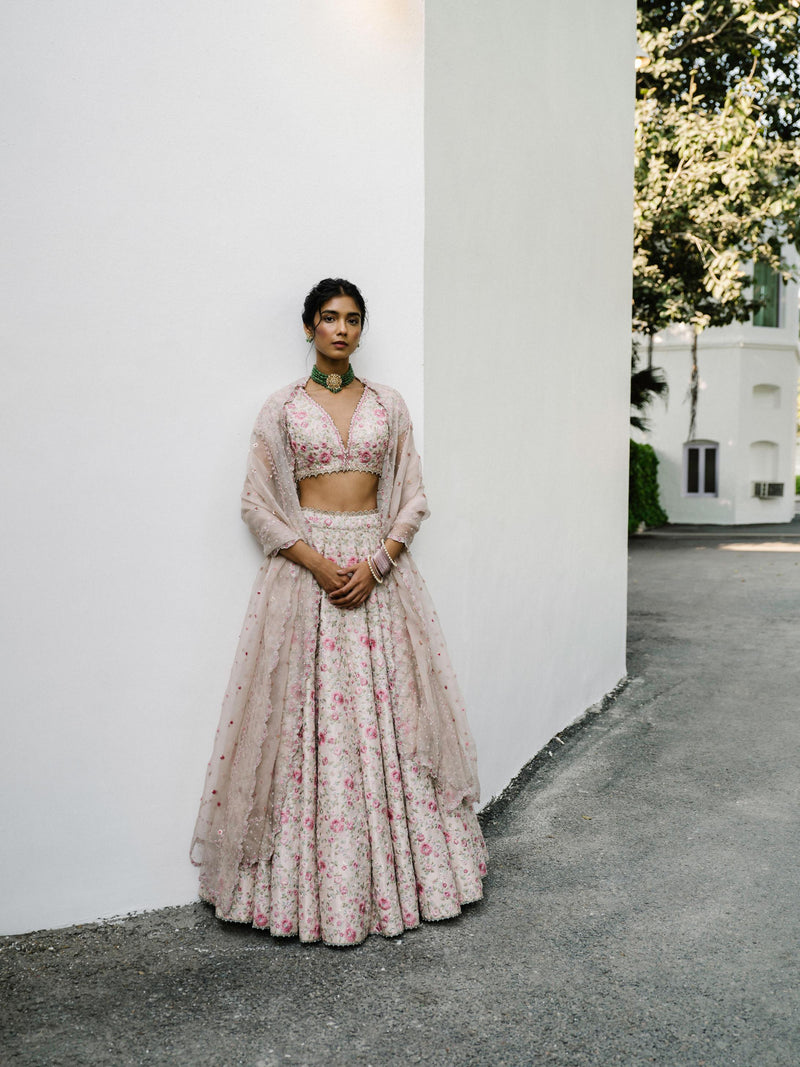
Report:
2,524,799,1067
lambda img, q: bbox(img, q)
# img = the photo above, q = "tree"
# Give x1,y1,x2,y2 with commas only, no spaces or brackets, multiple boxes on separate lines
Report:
631,341,668,431
634,1,800,438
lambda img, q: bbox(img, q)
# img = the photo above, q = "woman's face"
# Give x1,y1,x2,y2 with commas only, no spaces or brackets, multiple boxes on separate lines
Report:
307,296,363,362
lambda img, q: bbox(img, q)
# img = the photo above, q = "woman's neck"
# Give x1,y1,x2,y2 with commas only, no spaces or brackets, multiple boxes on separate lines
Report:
315,354,351,376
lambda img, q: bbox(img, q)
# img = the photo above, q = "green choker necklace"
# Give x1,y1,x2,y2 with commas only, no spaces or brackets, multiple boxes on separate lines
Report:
310,364,354,394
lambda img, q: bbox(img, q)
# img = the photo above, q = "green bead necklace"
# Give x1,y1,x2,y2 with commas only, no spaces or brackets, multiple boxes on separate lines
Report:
310,363,354,394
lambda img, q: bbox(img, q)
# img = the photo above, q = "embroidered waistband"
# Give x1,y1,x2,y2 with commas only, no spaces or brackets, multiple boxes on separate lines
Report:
301,506,380,528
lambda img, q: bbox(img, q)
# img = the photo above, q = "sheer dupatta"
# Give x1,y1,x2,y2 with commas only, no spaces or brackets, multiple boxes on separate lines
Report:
190,379,480,915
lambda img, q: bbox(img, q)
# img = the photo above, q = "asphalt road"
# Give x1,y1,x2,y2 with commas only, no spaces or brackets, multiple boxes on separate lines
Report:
2,525,799,1067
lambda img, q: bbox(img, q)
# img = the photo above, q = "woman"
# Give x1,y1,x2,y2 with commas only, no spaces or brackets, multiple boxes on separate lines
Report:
191,279,486,946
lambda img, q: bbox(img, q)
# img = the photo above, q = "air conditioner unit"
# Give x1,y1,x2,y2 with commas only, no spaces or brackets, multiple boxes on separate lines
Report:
753,482,784,499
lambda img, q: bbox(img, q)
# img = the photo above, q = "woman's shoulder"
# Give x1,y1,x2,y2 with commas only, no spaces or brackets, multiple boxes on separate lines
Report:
362,379,410,418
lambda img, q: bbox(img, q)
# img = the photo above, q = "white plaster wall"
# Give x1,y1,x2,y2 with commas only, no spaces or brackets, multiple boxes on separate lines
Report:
1,1,424,934
647,344,741,524
421,0,634,802
736,350,799,523
648,332,799,524
646,265,800,525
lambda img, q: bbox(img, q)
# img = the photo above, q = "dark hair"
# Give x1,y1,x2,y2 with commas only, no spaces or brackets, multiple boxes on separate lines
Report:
302,278,367,333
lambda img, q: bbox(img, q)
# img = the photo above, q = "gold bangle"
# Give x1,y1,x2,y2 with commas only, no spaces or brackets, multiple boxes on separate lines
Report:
366,557,383,584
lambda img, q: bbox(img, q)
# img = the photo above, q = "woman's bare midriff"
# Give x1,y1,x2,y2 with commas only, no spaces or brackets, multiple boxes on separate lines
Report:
297,470,379,512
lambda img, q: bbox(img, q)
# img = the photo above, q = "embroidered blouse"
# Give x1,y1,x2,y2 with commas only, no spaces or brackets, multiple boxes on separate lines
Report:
284,385,389,481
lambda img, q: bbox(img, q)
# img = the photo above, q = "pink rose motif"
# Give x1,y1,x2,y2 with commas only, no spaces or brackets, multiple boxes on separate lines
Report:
254,912,268,928
427,800,437,813
281,918,293,934
479,861,487,875
280,809,289,825
303,816,314,829
391,769,401,782
444,831,451,843
344,775,355,791
421,843,432,856
358,450,372,464
345,927,357,943
333,692,344,705
318,730,326,743
318,859,327,871
323,637,336,652
378,897,391,911
319,451,332,464
330,818,344,833
365,725,378,740
374,689,388,703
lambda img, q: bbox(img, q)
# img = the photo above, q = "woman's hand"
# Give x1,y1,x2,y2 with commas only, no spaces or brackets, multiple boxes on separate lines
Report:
328,561,376,609
310,555,351,596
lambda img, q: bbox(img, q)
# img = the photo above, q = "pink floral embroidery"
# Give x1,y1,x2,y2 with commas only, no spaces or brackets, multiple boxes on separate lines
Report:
284,387,390,480
196,506,487,946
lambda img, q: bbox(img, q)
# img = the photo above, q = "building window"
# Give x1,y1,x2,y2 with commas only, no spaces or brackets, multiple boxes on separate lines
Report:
683,441,718,497
753,260,780,327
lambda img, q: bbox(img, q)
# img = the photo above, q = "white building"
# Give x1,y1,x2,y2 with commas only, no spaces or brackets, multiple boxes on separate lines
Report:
645,264,800,525
1,0,635,935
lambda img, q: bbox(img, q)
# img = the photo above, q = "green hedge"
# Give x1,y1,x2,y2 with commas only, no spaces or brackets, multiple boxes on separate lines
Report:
796,474,800,496
629,440,668,533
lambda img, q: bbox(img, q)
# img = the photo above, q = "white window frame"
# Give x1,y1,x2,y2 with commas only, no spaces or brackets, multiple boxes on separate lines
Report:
683,440,719,498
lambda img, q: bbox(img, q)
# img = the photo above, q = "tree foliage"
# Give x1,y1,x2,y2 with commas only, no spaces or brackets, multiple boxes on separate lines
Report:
633,1,800,435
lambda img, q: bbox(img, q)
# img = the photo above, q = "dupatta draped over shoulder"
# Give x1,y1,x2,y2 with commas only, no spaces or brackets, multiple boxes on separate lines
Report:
191,379,480,916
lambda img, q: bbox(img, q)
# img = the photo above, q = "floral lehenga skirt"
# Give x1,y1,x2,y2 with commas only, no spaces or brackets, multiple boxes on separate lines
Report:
196,508,487,946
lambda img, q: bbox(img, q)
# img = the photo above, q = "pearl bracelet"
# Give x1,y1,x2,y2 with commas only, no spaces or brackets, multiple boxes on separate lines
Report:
366,556,383,584
381,540,398,568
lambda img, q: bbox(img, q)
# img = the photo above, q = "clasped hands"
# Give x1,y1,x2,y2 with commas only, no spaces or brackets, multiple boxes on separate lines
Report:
313,555,375,609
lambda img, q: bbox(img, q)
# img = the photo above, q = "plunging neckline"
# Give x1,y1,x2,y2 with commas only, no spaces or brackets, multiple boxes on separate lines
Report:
302,382,368,454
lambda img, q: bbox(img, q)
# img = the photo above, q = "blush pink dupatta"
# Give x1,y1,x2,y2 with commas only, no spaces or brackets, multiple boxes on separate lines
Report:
190,379,480,915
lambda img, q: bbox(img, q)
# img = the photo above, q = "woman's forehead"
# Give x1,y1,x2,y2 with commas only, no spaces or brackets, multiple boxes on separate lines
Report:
319,295,361,315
